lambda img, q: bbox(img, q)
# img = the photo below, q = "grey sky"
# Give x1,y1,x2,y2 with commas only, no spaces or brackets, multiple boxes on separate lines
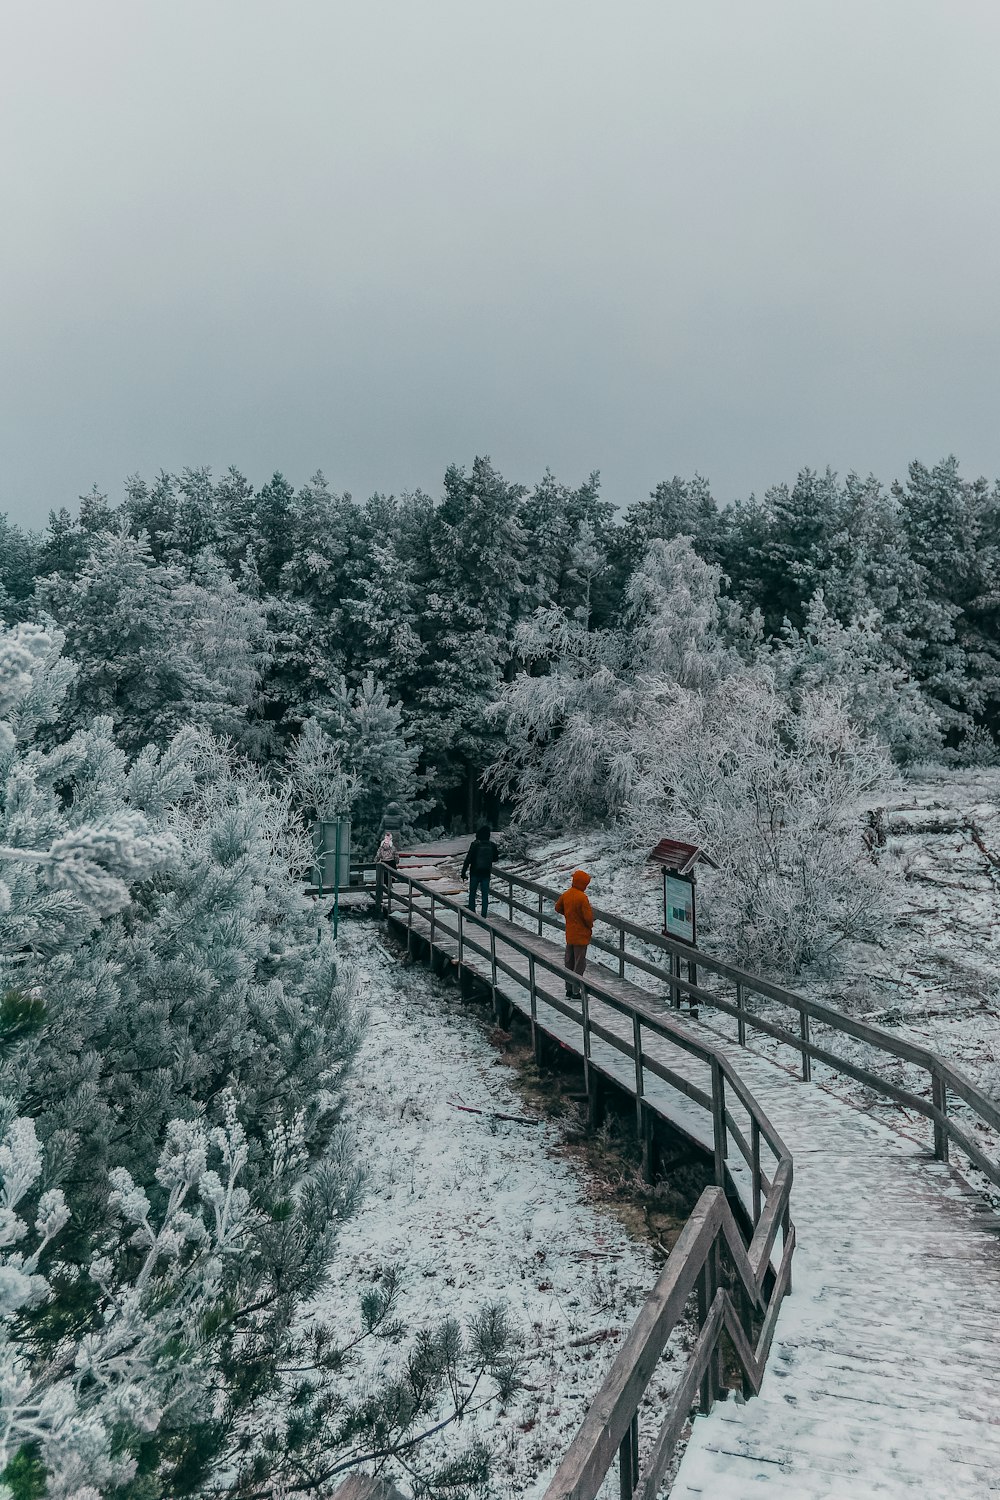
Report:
2,0,999,529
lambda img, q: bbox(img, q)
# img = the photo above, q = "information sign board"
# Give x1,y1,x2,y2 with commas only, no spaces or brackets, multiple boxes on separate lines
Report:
664,871,696,945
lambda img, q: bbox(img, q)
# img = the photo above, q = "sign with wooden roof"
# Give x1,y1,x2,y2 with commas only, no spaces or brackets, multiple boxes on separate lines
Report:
648,838,718,875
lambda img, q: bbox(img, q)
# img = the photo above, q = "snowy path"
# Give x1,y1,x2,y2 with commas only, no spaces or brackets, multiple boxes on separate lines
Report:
390,867,1000,1499
315,926,684,1499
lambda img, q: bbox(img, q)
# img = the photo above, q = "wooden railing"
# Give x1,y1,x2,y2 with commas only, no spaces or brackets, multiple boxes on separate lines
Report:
382,868,795,1499
482,867,1000,1194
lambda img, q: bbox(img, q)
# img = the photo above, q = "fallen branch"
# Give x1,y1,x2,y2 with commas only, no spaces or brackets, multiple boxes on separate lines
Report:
568,1328,620,1348
447,1099,540,1126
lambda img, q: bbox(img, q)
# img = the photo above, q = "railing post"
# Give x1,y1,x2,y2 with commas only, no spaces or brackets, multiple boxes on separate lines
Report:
736,981,746,1047
751,1117,762,1223
670,951,680,1010
711,1058,727,1188
490,925,498,993
457,904,464,965
537,890,543,936
710,1235,724,1398
618,927,626,979
618,1414,638,1498
932,1070,949,1162
508,878,514,922
581,983,591,1099
632,1012,644,1140
430,893,436,947
781,1198,793,1294
528,953,538,1057
697,1259,713,1414
799,1009,812,1082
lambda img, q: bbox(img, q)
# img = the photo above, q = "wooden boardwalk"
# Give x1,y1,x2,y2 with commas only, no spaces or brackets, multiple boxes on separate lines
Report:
384,864,1000,1499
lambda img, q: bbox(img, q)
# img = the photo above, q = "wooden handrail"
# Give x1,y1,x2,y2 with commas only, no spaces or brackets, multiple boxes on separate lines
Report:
382,867,795,1499
482,867,1000,1190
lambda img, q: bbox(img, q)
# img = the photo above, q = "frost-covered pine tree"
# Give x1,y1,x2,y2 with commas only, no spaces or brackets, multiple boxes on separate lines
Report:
305,673,424,847
37,530,271,751
0,621,362,1493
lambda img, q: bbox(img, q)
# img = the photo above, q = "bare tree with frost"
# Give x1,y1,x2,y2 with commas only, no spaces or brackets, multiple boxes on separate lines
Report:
490,539,902,973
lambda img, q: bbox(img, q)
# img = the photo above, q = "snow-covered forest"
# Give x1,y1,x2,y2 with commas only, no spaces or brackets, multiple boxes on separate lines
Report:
1,451,999,1496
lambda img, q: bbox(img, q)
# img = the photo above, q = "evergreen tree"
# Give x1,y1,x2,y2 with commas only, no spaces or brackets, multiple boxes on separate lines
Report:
415,457,529,821
892,456,1000,733
254,471,296,591
38,531,270,750
310,672,424,846
0,514,38,620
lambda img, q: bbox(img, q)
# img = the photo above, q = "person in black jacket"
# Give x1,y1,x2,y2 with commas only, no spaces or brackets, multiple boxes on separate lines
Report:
462,825,499,917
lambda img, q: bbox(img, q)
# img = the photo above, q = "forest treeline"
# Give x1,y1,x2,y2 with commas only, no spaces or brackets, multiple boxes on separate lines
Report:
1,452,998,842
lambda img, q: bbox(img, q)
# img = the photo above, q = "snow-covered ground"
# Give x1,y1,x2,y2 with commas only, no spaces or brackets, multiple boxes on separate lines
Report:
314,924,686,1498
496,767,1000,1204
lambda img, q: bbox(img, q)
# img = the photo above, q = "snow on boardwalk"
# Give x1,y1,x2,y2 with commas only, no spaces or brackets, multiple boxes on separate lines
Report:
392,871,1000,1500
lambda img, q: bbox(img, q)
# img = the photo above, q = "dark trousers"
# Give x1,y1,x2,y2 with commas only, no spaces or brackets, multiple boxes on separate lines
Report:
468,874,490,916
564,943,588,996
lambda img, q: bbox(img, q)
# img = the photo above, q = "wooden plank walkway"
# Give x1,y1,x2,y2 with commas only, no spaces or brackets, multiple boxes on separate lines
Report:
385,870,1000,1499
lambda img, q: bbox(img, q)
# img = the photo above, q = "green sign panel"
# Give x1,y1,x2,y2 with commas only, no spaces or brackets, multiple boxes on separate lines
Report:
664,872,695,944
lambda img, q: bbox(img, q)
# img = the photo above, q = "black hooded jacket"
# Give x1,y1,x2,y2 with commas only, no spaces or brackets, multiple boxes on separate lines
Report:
462,827,499,879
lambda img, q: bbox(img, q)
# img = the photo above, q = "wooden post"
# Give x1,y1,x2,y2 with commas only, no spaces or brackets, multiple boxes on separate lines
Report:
580,983,591,1099
711,1059,727,1188
697,1259,712,1414
709,1236,724,1398
799,1009,812,1082
508,878,514,922
528,952,538,1057
670,951,680,1010
490,925,498,1020
781,1198,793,1295
430,893,436,947
736,981,746,1047
537,890,543,936
618,926,626,979
632,1013,644,1140
751,1117,762,1223
458,904,464,965
932,1070,949,1162
618,1414,639,1498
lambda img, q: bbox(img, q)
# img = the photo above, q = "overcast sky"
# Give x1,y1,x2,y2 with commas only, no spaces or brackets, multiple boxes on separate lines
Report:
2,0,999,529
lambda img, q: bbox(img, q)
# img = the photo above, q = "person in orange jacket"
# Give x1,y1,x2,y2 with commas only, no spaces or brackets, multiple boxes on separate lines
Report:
555,870,593,999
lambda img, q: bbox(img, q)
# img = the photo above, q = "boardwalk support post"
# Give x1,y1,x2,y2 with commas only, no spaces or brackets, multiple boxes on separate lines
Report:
736,981,746,1047
618,1414,639,1498
581,984,592,1102
799,1009,812,1082
932,1070,949,1162
711,1058,727,1188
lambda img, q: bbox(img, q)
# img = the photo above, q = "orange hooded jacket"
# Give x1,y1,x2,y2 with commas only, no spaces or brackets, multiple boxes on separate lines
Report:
555,870,594,947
